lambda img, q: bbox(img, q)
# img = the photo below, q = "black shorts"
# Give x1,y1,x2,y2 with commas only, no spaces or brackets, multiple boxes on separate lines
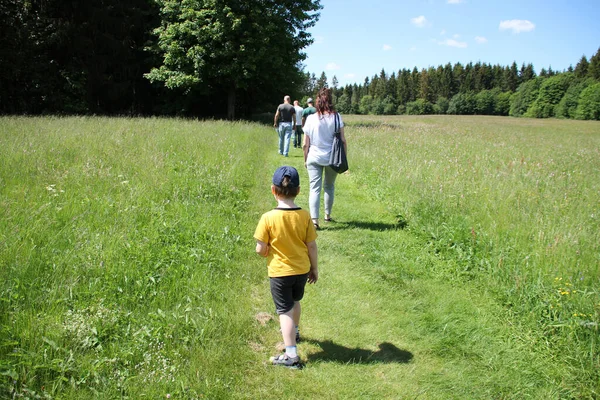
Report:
270,273,309,314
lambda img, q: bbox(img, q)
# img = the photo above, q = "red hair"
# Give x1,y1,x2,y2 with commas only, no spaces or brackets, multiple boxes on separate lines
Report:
315,88,335,115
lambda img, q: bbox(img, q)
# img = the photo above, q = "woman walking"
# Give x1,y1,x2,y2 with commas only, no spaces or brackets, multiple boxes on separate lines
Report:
303,88,347,229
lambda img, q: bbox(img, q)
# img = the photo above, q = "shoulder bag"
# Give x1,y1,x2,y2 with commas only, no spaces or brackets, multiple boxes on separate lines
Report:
329,113,348,173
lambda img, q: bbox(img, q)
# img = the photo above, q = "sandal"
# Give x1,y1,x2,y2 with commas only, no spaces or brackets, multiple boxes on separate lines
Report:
270,353,302,369
324,217,334,222
313,223,320,230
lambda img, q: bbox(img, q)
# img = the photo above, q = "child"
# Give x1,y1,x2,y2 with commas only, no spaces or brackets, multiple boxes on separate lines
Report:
254,166,319,368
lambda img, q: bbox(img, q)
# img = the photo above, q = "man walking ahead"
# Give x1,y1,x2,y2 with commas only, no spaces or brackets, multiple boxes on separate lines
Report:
274,96,296,157
293,100,304,149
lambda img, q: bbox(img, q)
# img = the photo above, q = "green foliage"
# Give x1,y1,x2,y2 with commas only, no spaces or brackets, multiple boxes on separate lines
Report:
494,91,512,116
589,47,600,80
406,99,434,115
358,95,373,115
475,89,498,115
447,92,476,115
434,97,450,114
382,96,397,115
145,0,321,116
525,74,574,118
554,79,593,119
575,82,600,120
509,77,544,117
335,93,351,114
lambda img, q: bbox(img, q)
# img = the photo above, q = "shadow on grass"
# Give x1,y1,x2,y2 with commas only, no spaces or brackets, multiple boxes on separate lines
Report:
305,340,413,364
322,220,406,232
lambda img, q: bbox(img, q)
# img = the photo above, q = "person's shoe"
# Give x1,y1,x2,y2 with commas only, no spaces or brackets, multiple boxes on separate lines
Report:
270,353,302,369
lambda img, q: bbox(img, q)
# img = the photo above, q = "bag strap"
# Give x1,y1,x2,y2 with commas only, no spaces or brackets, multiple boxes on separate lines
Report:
334,112,340,135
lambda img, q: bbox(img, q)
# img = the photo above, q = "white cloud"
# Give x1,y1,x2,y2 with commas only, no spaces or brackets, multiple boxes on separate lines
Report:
411,15,428,27
438,39,467,48
440,29,446,35
325,62,341,71
382,44,392,51
344,73,356,79
453,33,461,39
475,36,487,44
447,0,464,3
499,19,535,33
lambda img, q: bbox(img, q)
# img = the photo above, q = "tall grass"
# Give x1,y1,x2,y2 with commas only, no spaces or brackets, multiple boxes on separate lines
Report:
1,115,599,398
1,116,271,398
347,115,600,396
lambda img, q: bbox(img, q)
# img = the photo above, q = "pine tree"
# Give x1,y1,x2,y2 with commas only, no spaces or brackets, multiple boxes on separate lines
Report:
504,62,519,92
588,48,600,80
520,63,536,83
317,71,328,89
574,56,589,78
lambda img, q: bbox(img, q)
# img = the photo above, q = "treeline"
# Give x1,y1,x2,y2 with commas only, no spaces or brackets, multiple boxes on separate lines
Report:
1,0,598,120
310,49,600,120
0,0,321,118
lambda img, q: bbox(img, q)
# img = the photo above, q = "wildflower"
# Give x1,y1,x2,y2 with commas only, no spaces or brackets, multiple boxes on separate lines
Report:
166,394,171,399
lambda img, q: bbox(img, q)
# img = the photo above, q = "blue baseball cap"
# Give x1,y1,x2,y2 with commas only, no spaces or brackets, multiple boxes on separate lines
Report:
272,166,300,188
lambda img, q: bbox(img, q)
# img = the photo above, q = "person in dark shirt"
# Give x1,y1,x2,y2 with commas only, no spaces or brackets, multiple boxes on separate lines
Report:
273,96,296,157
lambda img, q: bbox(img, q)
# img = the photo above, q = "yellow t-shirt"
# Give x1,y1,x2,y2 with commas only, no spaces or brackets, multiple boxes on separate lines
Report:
254,207,318,277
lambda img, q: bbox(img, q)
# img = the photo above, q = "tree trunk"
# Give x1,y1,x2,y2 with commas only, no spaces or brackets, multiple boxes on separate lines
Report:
227,87,235,120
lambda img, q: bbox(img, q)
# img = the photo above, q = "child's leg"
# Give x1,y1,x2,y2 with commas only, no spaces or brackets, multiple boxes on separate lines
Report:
279,311,296,347
292,301,301,328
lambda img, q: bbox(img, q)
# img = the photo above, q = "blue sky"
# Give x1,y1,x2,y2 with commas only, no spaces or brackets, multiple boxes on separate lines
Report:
302,0,600,87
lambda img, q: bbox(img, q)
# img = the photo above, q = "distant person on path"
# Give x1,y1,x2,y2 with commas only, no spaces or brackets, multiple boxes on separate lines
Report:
303,89,347,229
302,97,316,127
254,166,319,369
293,100,304,149
273,96,296,157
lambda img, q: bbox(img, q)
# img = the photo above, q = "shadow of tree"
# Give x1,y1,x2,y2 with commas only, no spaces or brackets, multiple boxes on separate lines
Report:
306,340,413,364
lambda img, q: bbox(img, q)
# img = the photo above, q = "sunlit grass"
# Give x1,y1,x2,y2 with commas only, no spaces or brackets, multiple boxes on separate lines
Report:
1,115,598,398
346,114,600,396
1,116,271,398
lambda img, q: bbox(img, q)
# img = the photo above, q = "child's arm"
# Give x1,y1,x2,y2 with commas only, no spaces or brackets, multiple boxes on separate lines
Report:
306,240,318,284
255,240,269,257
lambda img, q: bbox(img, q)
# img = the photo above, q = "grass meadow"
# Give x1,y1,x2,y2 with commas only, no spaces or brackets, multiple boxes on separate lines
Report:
1,115,599,399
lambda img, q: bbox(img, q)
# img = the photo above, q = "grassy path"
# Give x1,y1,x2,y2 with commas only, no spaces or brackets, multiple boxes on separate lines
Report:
238,135,565,399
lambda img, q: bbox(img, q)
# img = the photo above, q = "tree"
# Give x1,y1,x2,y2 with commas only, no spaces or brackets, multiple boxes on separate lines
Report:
525,74,574,118
504,62,519,92
475,89,497,115
350,85,360,114
555,79,593,119
520,63,536,83
588,48,600,80
509,77,544,117
447,92,476,115
406,99,434,115
359,95,374,114
145,0,321,119
574,55,589,79
575,83,600,120
434,97,449,114
494,91,512,116
317,71,329,90
396,69,411,105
